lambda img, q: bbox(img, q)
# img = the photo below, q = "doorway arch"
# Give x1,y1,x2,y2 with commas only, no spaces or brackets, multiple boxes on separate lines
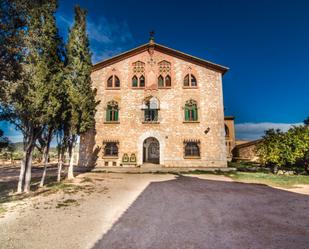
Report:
143,137,160,164
138,131,165,165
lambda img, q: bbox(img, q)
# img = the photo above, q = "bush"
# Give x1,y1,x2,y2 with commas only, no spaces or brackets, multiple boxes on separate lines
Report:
257,126,309,174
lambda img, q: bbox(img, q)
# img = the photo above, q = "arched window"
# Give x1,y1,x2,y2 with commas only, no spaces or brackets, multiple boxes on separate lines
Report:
158,75,164,87
104,142,118,157
165,75,171,87
107,75,120,88
191,75,197,87
184,141,200,157
132,61,146,88
158,60,172,88
139,75,145,87
142,96,159,122
184,99,198,121
115,76,120,87
106,100,119,122
107,76,113,88
225,124,229,138
183,74,197,87
158,74,172,88
132,75,138,87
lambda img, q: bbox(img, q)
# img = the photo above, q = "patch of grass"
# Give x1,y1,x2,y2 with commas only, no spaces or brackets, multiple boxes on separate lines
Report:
227,172,309,188
45,181,84,195
56,199,79,209
80,177,94,183
228,161,269,173
180,169,236,175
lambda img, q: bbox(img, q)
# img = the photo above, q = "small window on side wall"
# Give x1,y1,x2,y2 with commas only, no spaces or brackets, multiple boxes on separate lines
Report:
183,74,197,88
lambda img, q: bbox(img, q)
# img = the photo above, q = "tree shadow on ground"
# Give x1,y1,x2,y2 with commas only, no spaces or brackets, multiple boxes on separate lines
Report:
0,165,86,204
92,175,309,249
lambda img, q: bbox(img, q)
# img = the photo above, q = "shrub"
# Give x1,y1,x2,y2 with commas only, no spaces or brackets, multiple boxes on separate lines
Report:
257,126,309,174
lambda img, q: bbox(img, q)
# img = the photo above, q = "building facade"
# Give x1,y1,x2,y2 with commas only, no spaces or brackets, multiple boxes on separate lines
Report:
78,39,232,168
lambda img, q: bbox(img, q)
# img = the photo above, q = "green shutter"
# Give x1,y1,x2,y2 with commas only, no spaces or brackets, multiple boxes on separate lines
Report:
185,107,189,121
106,109,110,121
192,108,197,121
195,108,198,121
115,109,119,121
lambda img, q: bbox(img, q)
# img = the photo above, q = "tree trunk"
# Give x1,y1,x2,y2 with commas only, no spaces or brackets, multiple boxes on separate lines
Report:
39,145,49,187
67,145,74,180
23,148,33,193
39,130,52,187
67,136,76,180
57,148,64,182
17,152,27,193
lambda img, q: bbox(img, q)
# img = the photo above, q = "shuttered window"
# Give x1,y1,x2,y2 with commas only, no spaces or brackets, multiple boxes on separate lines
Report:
184,100,198,121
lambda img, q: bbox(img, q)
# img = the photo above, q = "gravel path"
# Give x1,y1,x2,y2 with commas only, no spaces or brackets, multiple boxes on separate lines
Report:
93,175,309,249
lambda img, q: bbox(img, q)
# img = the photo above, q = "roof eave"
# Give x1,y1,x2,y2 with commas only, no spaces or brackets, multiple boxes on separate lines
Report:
92,42,229,75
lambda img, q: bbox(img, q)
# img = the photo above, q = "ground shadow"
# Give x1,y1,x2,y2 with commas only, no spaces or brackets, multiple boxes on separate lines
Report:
0,164,85,204
92,175,309,249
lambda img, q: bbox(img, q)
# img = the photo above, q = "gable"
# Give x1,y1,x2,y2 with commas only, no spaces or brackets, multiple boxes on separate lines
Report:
92,42,229,75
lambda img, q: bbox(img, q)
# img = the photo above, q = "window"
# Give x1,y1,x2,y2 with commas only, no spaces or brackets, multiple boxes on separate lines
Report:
114,76,120,87
132,75,146,88
143,96,159,122
104,142,118,157
184,74,197,87
107,76,113,88
158,60,171,88
132,61,146,88
107,75,120,88
184,99,198,121
184,141,200,157
158,75,164,87
165,75,171,87
106,100,119,122
225,124,229,138
157,74,171,88
132,76,138,87
139,75,145,87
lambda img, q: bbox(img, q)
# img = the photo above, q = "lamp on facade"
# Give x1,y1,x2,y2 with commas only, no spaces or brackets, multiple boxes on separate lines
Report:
204,127,210,135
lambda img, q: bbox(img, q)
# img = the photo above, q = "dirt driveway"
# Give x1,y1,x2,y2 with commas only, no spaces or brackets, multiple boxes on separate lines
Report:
0,169,309,249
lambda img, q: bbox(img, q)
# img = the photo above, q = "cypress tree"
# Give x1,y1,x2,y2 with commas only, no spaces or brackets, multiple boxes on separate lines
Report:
65,5,97,179
0,0,25,100
36,0,66,187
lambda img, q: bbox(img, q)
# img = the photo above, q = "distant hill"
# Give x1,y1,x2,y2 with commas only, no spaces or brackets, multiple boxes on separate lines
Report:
11,142,57,152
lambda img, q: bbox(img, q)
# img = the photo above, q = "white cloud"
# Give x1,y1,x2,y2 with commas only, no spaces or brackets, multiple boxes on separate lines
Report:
235,122,303,141
7,134,23,143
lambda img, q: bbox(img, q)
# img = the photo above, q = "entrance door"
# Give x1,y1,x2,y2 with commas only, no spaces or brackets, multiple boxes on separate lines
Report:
143,137,160,164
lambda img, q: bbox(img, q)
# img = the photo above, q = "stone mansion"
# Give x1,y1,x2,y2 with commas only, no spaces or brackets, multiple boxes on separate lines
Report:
78,37,235,169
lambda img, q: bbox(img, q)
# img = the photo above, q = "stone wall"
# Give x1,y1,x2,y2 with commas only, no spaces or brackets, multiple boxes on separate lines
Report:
78,48,227,168
233,140,262,162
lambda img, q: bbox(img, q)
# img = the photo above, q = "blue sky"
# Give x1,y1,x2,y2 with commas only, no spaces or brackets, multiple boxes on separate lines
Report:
1,0,308,142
